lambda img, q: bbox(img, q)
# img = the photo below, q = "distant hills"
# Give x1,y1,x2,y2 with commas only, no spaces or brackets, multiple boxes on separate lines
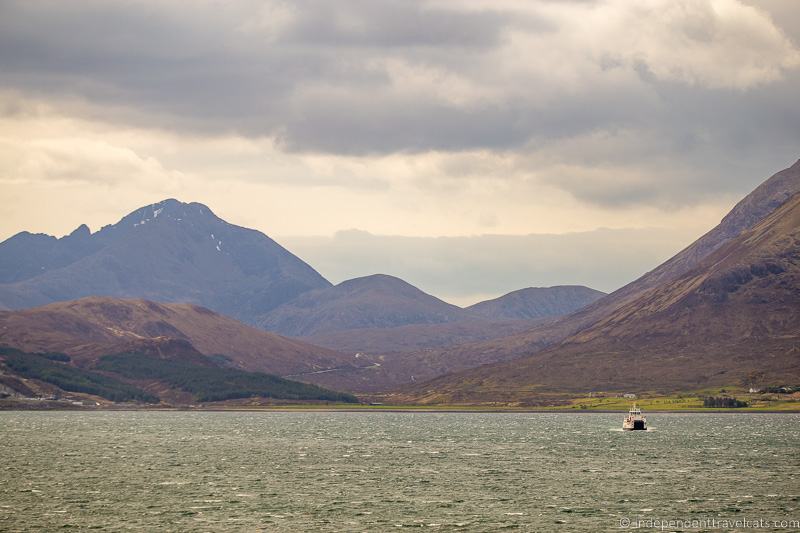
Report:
0,199,331,323
259,275,601,340
0,202,605,349
466,286,604,321
256,276,605,355
0,296,556,395
397,161,800,403
303,318,547,356
0,288,603,395
258,274,464,337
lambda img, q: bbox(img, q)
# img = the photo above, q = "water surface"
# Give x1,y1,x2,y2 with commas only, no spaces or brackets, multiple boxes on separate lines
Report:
1,411,798,531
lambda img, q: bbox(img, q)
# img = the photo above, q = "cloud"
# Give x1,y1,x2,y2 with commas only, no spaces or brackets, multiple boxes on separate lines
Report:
0,91,787,245
0,0,796,150
559,0,800,89
0,0,797,283
265,0,521,48
0,96,185,188
1,1,795,208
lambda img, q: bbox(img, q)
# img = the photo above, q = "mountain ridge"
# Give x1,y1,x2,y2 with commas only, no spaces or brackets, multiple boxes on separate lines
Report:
0,199,331,323
398,191,800,403
466,285,605,321
383,159,800,379
258,274,465,337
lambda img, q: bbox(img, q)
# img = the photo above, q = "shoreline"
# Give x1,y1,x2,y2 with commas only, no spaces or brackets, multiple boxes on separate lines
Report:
2,405,798,414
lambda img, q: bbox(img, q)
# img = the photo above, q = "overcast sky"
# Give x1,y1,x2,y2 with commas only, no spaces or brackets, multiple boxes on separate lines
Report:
1,0,798,304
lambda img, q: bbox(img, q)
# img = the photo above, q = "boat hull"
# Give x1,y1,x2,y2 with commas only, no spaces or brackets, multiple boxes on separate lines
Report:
623,420,646,431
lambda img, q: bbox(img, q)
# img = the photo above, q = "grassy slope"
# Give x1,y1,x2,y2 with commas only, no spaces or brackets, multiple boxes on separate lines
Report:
0,347,158,403
97,353,358,403
1,346,359,404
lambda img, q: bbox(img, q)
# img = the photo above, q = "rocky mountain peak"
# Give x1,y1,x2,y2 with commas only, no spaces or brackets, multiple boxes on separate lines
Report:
0,199,331,322
67,224,91,239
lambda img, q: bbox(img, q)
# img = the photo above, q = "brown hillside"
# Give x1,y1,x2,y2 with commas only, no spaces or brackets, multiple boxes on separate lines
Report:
380,159,800,390
0,297,360,377
401,193,800,403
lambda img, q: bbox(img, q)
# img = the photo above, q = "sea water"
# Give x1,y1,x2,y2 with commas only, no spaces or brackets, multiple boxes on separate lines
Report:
1,411,798,531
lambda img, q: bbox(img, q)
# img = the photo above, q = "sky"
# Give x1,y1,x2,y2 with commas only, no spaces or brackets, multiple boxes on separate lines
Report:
0,0,798,305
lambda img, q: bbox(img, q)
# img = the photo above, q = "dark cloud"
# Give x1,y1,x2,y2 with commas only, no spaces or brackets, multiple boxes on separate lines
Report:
0,0,797,209
278,0,524,48
0,0,543,150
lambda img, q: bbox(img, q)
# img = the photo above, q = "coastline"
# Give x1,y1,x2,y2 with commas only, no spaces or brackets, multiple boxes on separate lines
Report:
2,404,798,414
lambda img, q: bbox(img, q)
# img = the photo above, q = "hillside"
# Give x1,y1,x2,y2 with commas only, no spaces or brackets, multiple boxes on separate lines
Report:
0,297,361,377
466,286,605,320
254,280,605,390
551,158,800,337
0,199,331,324
258,274,465,337
0,295,542,395
400,192,800,403
0,346,357,405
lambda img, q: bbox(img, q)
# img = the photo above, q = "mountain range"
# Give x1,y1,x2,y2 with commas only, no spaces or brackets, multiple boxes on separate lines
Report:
1,159,798,403
0,200,604,335
0,199,607,399
257,276,604,353
465,286,605,321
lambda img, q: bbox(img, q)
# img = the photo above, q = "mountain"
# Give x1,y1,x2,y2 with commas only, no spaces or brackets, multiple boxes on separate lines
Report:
0,224,100,283
466,285,605,320
379,159,800,385
0,197,607,353
0,297,361,377
399,190,800,403
5,161,796,401
0,199,331,324
255,279,603,387
560,158,800,326
259,276,602,348
553,159,800,337
258,281,606,392
0,197,611,393
257,274,465,337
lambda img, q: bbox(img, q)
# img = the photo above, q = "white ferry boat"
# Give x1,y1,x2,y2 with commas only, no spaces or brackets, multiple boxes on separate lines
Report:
622,404,647,431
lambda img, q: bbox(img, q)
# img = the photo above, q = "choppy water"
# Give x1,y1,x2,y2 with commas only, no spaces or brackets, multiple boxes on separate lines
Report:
0,411,798,531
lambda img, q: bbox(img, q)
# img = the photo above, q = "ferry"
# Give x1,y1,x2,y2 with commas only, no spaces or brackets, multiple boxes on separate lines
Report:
622,404,647,431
